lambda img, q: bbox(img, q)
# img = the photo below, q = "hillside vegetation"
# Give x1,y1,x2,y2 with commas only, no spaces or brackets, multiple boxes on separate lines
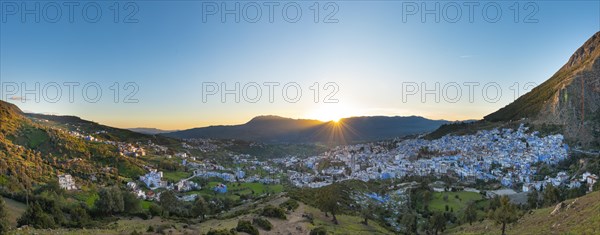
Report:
8,194,392,235
450,191,600,235
0,100,152,195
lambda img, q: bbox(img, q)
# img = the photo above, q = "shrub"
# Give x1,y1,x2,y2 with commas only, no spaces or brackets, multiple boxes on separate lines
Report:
134,211,151,220
279,199,299,211
130,230,142,235
0,198,10,234
303,213,314,224
155,224,173,234
149,204,162,217
123,191,142,214
252,217,273,231
17,202,56,229
236,220,259,235
310,226,328,235
68,203,92,227
94,186,124,216
261,205,286,219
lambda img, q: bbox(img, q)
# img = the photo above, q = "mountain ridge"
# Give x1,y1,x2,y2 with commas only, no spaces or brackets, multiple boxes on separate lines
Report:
485,31,600,123
128,127,179,135
432,31,600,147
163,115,450,143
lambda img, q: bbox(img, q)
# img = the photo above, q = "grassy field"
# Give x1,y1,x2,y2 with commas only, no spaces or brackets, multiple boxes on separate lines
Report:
449,191,600,235
428,191,483,213
71,191,99,208
162,171,192,182
140,200,153,210
3,197,27,228
227,182,283,195
193,182,284,199
304,204,393,234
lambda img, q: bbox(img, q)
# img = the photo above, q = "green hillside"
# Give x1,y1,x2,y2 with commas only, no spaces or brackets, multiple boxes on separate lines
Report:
450,191,600,235
26,113,179,146
0,100,150,193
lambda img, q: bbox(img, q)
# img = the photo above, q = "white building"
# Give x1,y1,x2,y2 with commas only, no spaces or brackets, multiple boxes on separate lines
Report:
175,152,188,158
586,174,598,190
140,169,166,189
127,182,137,190
58,174,77,190
174,180,199,192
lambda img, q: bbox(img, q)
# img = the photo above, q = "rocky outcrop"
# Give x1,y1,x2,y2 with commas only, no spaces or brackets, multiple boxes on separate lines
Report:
485,31,600,147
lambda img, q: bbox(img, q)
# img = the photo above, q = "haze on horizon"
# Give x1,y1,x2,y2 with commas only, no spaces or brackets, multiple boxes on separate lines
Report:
1,1,598,130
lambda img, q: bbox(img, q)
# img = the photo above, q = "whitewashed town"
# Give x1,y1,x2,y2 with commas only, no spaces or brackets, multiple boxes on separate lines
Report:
286,124,597,192
55,124,598,204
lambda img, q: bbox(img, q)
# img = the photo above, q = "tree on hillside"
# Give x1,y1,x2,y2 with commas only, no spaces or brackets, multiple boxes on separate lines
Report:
148,203,163,218
527,189,540,209
159,190,179,216
566,184,587,199
359,198,376,225
69,203,91,227
94,186,124,216
45,196,67,226
208,198,224,214
429,211,447,235
422,190,432,204
0,197,10,234
400,212,418,234
488,196,501,210
17,201,56,229
122,190,142,214
222,197,235,211
543,184,561,206
488,196,519,235
317,184,346,224
462,201,478,225
192,197,209,220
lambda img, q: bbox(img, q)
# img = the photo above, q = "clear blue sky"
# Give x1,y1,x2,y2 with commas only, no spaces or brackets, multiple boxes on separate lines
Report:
1,1,598,129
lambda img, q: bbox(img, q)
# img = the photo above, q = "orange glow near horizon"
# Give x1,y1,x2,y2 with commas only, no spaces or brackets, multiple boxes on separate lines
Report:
96,111,480,130
305,104,358,123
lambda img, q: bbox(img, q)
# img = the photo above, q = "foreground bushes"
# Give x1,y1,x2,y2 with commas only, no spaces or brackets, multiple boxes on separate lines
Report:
279,199,299,211
236,220,259,235
17,195,95,229
207,228,237,235
252,217,273,231
310,226,328,235
260,205,286,219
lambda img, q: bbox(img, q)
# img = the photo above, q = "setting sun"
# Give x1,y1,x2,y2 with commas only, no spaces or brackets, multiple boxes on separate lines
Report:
305,104,358,123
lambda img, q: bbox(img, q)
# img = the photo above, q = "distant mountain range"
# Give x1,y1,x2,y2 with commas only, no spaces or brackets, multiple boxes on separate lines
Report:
162,115,450,144
128,128,179,135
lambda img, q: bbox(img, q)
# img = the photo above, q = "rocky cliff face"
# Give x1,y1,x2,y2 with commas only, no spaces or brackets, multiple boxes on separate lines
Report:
485,31,600,147
540,53,600,147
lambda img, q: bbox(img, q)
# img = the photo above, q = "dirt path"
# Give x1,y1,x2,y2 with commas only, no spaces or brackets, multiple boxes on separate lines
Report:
265,203,310,235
